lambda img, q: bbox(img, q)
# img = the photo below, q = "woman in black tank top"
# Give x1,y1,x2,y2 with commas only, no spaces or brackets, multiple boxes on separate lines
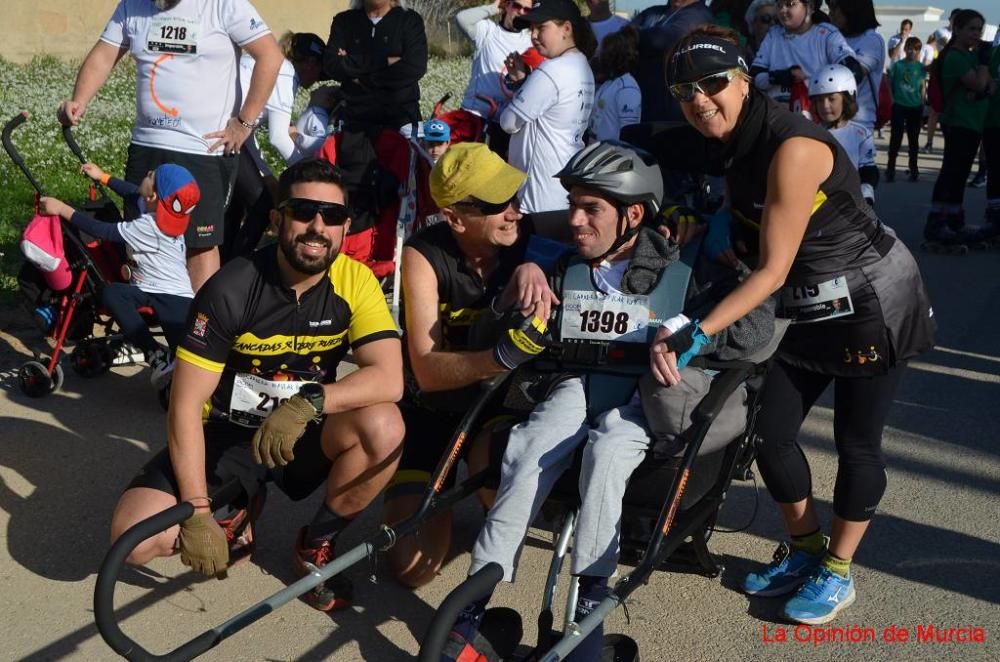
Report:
653,25,935,626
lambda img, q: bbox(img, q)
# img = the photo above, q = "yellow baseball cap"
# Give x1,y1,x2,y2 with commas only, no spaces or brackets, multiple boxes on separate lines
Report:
429,142,526,208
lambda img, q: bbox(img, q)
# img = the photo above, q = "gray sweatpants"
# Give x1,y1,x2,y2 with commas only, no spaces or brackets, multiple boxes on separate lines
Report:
469,377,652,581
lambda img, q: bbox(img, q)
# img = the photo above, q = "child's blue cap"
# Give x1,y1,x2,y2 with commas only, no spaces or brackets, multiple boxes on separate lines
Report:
424,119,451,143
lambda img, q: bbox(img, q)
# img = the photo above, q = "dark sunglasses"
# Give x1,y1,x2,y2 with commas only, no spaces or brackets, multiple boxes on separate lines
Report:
455,195,516,216
669,69,741,103
279,198,350,226
756,13,776,25
505,0,531,14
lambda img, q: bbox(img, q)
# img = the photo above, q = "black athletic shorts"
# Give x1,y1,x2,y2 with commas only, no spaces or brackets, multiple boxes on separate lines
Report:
385,399,514,499
124,143,239,249
125,420,331,506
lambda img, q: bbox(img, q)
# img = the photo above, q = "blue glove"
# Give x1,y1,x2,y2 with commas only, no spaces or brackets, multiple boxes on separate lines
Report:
704,210,732,262
664,320,711,369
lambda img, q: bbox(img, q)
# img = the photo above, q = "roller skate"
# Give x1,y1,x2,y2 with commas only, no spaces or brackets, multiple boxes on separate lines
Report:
970,209,1000,250
921,211,972,255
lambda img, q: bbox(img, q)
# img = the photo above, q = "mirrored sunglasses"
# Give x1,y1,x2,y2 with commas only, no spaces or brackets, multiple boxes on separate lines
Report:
670,69,741,103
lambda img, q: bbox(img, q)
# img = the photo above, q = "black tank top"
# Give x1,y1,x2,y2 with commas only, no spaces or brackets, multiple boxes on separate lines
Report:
402,222,522,410
722,93,935,375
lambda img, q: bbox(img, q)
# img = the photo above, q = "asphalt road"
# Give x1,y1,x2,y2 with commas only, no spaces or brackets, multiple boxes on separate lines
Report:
1,141,998,662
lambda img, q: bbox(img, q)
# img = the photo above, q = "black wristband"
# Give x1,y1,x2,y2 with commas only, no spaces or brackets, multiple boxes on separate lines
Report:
236,115,256,130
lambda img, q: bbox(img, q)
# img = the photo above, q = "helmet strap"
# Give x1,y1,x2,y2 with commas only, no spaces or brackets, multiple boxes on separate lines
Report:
590,204,640,265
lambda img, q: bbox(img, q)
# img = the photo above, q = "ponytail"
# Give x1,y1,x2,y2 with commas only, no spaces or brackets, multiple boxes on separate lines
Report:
572,17,598,60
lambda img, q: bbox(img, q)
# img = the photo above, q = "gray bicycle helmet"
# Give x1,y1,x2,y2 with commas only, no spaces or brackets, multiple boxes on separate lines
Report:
557,141,665,262
557,140,665,215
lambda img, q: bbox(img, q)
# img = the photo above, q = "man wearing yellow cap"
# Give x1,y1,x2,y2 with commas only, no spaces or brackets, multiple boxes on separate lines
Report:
381,143,550,588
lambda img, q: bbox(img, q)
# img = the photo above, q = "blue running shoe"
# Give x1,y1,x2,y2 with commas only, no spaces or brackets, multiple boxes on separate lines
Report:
743,541,826,597
783,567,856,625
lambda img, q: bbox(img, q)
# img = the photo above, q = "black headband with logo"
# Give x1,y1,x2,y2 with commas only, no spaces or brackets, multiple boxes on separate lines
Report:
669,36,749,85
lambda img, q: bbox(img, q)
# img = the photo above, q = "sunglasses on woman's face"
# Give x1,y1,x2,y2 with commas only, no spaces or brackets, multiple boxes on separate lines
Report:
280,198,350,226
455,195,516,216
506,0,531,14
756,13,776,25
670,69,740,103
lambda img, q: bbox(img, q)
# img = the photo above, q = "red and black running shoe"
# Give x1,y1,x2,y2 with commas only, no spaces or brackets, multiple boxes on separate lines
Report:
292,527,354,611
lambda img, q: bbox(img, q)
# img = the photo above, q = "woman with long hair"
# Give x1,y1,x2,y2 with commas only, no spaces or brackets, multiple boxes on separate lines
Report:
659,24,935,625
826,0,885,135
588,25,641,142
924,10,994,247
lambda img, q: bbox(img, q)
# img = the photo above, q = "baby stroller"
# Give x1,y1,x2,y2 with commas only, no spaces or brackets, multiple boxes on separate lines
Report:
418,353,774,661
4,112,154,398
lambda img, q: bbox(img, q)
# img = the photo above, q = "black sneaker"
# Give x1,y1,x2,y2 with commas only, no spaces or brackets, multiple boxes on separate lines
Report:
908,170,919,182
969,172,986,188
885,170,895,183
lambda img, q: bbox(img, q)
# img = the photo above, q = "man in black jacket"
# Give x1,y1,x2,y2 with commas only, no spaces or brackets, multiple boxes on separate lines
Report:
324,0,428,131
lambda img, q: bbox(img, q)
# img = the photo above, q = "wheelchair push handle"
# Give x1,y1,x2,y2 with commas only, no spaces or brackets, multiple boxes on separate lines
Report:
419,563,504,662
94,479,243,661
62,125,88,164
3,112,45,195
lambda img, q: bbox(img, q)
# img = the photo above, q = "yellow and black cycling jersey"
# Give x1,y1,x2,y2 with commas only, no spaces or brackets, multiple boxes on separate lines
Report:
177,244,398,422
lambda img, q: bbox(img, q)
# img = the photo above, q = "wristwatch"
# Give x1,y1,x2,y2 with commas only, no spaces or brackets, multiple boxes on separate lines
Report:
298,382,325,417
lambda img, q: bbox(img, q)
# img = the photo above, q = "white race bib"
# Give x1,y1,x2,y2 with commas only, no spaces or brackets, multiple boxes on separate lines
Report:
146,15,200,55
229,373,304,428
780,275,854,324
560,290,650,343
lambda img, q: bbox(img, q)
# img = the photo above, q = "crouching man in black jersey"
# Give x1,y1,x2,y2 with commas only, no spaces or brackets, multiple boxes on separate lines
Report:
109,159,404,612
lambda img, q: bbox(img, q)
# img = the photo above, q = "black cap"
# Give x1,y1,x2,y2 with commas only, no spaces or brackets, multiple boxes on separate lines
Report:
289,33,325,61
514,0,582,31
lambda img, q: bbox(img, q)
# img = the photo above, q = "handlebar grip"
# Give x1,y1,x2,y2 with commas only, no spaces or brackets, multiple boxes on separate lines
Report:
94,479,244,661
62,125,87,163
3,111,44,195
419,563,504,662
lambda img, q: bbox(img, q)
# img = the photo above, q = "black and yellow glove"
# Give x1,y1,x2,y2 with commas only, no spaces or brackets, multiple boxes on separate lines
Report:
493,314,549,370
658,203,700,236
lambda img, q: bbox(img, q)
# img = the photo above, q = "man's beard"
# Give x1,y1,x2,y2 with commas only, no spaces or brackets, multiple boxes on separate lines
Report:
153,0,182,11
280,230,339,275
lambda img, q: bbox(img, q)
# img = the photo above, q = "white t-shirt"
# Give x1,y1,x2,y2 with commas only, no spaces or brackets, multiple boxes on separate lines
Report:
506,51,595,214
459,9,533,118
100,0,271,155
846,30,885,131
829,120,875,170
589,73,641,143
239,55,306,163
118,214,193,297
752,23,854,103
590,15,629,49
920,44,936,67
829,120,875,201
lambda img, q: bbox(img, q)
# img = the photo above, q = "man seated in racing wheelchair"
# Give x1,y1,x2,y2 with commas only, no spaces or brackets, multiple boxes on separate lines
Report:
382,143,549,588
443,141,776,662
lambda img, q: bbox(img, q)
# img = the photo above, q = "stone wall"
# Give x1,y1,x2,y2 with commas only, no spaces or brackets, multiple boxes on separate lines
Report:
2,0,349,63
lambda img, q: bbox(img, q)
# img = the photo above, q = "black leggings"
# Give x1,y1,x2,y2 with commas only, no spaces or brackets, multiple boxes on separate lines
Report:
221,147,273,262
984,126,1000,200
887,104,922,175
754,360,904,522
932,124,982,206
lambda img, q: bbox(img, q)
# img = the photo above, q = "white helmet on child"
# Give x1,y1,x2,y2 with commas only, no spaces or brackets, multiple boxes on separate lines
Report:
808,64,857,97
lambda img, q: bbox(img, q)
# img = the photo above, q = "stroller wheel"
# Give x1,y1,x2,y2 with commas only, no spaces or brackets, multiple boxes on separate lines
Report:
71,339,113,378
19,358,64,398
